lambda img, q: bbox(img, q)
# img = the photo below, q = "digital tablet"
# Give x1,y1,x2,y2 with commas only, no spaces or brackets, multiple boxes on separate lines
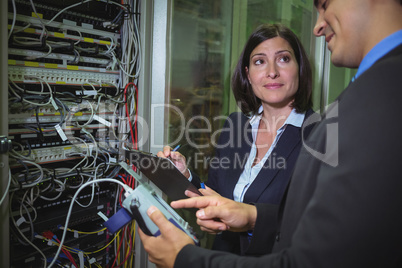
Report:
123,149,203,201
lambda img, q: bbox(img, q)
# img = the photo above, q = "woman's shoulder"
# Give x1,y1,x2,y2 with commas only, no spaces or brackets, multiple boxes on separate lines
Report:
305,108,315,118
301,108,319,138
227,111,250,122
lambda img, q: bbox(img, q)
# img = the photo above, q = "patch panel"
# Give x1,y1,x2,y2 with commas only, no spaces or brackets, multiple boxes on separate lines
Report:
11,24,117,47
9,48,113,68
8,123,116,135
34,192,113,232
8,66,119,86
10,131,70,148
8,13,120,42
11,0,123,32
9,144,91,167
8,61,119,78
9,126,102,148
10,128,118,153
9,100,117,126
9,111,115,126
9,58,118,74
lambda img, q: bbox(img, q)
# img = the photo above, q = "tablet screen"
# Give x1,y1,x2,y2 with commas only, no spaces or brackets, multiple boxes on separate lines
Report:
124,149,203,201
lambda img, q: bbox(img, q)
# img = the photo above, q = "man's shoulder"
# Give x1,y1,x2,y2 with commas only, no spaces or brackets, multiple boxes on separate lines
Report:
372,44,402,71
347,44,402,96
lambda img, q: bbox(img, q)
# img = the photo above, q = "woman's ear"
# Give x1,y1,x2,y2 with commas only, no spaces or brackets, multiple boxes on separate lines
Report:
245,66,250,82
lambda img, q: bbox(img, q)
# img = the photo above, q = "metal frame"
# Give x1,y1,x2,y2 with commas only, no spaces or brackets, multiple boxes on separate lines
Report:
148,0,172,155
0,1,10,267
135,0,172,267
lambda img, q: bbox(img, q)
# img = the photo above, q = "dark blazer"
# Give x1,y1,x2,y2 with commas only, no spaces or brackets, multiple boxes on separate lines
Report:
175,44,402,267
191,109,315,255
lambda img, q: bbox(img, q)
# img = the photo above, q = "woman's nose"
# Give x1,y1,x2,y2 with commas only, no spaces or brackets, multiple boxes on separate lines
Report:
266,64,279,79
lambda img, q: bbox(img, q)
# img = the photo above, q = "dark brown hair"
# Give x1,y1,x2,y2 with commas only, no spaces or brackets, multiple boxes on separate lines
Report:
231,23,312,115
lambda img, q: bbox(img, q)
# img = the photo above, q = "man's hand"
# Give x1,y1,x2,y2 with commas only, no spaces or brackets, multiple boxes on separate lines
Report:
157,146,190,178
171,196,257,234
138,206,195,268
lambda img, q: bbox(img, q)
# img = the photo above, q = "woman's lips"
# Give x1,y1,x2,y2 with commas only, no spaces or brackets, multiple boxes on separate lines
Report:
264,83,283,89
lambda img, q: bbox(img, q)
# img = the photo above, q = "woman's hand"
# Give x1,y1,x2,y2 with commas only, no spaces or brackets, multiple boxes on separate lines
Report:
157,146,190,178
185,185,221,198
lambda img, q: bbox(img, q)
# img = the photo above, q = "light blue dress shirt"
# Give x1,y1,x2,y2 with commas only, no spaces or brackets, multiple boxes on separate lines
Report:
233,106,305,202
353,30,402,81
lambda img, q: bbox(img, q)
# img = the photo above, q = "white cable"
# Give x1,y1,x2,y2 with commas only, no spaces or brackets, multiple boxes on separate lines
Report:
65,174,84,189
74,100,95,128
20,187,39,223
9,0,17,39
9,77,56,108
72,162,106,209
25,43,52,60
14,160,44,188
13,36,42,46
29,0,47,41
47,177,131,268
70,29,83,45
8,86,52,107
82,128,98,168
65,137,90,173
12,23,32,34
9,192,47,268
0,169,12,206
9,142,33,161
9,80,50,95
39,179,64,201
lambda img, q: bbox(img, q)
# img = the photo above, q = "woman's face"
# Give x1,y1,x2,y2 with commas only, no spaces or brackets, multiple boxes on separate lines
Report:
246,37,299,110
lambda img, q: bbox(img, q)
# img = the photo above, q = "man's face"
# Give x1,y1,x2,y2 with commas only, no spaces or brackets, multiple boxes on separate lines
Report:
313,0,369,68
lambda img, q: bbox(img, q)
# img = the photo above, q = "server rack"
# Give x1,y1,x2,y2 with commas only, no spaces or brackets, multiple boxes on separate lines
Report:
2,0,149,267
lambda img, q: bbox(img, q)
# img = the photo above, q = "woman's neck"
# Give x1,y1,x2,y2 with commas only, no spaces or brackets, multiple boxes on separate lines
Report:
260,104,293,133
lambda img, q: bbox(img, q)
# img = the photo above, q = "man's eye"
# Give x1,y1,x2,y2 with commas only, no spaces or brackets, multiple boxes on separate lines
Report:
322,0,327,10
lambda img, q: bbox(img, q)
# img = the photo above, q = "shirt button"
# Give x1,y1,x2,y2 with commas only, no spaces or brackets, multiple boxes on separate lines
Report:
276,232,281,242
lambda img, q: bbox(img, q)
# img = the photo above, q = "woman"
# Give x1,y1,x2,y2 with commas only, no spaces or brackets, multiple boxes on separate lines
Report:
158,23,314,255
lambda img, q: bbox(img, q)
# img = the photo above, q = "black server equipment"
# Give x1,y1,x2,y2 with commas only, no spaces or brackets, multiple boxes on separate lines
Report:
7,0,141,267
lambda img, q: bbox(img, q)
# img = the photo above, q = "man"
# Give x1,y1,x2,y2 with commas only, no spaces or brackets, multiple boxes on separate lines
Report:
139,0,402,267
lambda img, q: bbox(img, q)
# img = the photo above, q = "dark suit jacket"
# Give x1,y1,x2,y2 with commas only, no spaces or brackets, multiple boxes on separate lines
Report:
191,109,315,255
175,44,402,267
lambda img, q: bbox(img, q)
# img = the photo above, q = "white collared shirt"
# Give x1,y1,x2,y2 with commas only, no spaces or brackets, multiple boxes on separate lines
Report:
233,106,305,202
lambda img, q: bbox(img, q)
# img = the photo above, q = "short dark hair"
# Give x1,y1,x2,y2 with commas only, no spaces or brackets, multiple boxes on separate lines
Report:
231,23,312,115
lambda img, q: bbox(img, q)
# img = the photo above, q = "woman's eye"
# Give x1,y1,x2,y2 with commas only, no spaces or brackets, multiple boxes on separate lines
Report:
279,56,290,63
254,59,264,65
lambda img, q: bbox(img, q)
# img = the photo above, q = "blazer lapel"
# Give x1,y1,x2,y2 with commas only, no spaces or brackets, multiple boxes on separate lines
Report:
242,109,315,203
222,115,253,199
243,124,301,203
